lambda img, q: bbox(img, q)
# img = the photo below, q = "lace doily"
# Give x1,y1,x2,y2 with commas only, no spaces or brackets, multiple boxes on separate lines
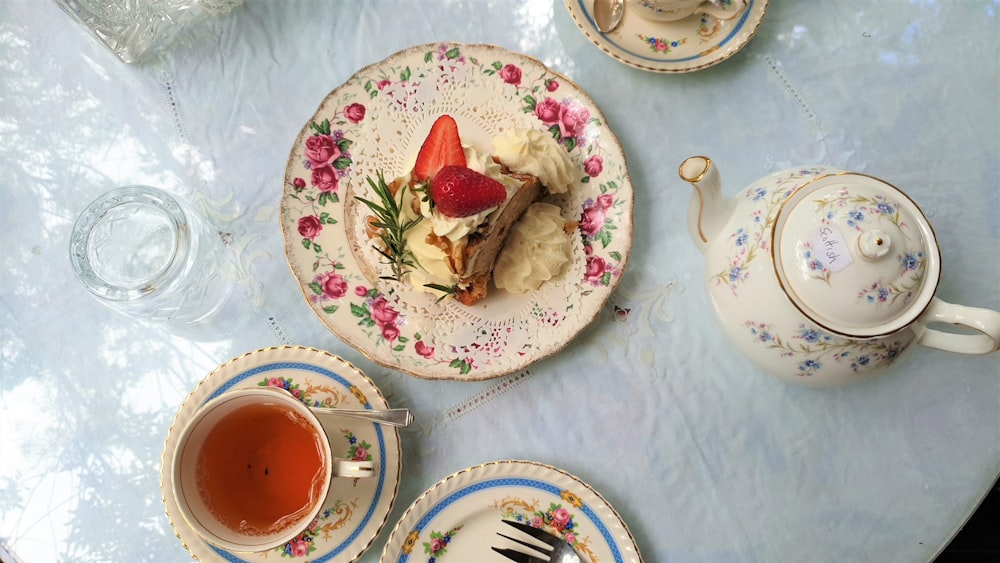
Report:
280,43,633,380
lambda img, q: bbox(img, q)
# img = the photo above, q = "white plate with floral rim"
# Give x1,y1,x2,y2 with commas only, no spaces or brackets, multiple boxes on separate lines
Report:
160,346,401,562
564,0,768,73
280,42,633,381
381,460,643,563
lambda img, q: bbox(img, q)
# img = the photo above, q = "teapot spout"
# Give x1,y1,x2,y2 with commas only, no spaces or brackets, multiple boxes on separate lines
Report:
679,156,733,253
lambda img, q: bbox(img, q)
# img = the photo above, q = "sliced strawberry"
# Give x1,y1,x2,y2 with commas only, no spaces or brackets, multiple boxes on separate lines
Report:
413,115,467,181
430,165,507,218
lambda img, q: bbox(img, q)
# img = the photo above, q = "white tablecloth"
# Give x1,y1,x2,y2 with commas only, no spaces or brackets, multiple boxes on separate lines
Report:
1,1,998,561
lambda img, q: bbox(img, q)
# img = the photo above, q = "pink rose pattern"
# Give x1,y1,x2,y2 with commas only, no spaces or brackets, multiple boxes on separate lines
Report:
287,44,628,377
498,63,522,85
498,501,587,556
303,118,355,206
288,110,367,316
343,102,366,123
311,165,339,194
482,45,625,290
343,428,373,463
298,215,322,240
580,193,622,287
253,376,375,559
318,271,348,300
351,287,409,352
423,525,462,560
276,499,355,558
261,376,306,401
534,97,561,124
583,154,603,178
304,134,342,169
415,340,435,358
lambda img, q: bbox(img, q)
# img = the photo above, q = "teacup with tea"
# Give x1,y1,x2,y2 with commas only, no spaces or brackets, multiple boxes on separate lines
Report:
171,387,375,552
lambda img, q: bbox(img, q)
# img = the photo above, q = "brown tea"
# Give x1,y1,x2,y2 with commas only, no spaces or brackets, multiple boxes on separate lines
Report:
195,401,327,536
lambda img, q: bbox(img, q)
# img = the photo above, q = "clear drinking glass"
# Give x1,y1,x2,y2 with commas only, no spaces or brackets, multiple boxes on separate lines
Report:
69,185,228,324
54,0,244,64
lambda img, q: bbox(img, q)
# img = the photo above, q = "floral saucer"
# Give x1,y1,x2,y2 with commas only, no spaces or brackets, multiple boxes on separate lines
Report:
381,460,643,562
564,0,768,73
159,346,401,562
280,42,633,381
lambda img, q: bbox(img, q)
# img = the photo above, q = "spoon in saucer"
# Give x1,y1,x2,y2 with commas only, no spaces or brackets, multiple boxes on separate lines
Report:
594,0,624,33
310,406,413,427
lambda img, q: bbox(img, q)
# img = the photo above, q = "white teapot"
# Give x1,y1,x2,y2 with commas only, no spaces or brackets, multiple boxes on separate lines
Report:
679,156,1000,387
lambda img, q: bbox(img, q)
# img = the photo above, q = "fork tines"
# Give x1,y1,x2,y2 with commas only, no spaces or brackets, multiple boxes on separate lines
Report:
501,519,560,546
492,519,557,562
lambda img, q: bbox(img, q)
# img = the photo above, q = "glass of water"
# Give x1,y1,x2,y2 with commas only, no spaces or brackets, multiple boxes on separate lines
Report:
69,185,228,325
54,0,245,65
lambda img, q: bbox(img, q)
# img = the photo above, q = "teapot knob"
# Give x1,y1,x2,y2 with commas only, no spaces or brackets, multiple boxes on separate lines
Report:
858,230,891,260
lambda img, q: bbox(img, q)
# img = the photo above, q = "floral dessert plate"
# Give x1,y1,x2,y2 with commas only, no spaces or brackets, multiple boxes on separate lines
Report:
564,0,768,73
160,346,401,562
281,42,633,381
381,460,643,562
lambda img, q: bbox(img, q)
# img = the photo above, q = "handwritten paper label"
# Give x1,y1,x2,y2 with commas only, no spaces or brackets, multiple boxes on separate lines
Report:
809,225,853,273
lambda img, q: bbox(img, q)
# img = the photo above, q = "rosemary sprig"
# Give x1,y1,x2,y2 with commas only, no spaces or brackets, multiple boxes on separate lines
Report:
423,282,457,303
423,283,456,294
356,173,460,301
356,172,423,282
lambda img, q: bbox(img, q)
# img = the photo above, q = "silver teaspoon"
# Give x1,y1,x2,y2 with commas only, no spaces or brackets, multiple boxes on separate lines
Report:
310,406,413,427
594,0,624,33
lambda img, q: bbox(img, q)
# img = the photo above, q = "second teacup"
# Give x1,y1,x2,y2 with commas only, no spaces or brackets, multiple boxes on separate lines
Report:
171,387,375,552
627,0,747,22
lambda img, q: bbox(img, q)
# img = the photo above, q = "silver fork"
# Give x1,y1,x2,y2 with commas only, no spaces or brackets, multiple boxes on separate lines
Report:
492,519,582,563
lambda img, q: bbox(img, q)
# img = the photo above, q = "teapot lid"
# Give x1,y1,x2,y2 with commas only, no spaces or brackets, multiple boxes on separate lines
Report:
772,173,941,338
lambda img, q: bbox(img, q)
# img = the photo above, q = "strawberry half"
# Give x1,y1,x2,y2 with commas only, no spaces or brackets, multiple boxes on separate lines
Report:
430,165,507,218
413,115,466,181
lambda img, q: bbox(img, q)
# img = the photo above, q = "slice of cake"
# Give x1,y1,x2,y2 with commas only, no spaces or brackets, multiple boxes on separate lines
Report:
442,166,545,305
361,114,576,305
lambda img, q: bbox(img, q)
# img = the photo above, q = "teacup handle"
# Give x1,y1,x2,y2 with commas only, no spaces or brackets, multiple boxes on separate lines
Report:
695,0,747,20
915,297,1000,355
333,458,376,478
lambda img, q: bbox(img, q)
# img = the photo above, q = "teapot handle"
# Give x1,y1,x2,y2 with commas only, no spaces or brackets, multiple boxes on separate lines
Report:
915,297,1000,354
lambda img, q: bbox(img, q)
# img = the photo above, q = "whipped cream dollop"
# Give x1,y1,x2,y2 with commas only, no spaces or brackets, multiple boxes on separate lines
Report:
492,128,577,194
404,218,459,289
493,202,573,293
